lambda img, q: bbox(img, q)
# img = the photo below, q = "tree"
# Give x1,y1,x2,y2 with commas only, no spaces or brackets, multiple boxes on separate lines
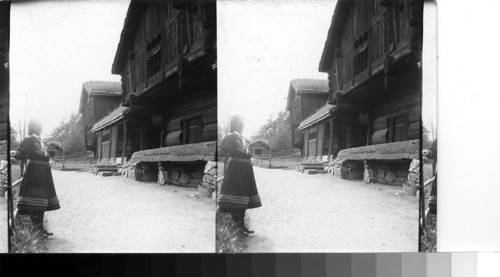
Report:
422,123,436,150
251,111,292,152
47,113,85,155
10,126,19,150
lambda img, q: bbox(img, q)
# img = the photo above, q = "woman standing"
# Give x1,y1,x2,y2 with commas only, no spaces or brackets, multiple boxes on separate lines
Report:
11,118,60,236
218,115,261,235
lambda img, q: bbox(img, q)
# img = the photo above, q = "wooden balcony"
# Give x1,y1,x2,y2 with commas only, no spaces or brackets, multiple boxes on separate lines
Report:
335,10,413,98
126,8,214,103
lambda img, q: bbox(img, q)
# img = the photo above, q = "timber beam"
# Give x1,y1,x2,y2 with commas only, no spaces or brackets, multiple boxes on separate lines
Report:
336,139,419,161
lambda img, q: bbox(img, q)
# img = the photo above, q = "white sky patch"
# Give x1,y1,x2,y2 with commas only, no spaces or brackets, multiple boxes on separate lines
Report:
218,0,335,137
10,0,129,137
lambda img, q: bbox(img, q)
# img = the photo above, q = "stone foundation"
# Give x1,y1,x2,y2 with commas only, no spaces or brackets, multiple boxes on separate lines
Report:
156,161,217,198
330,157,416,187
403,159,420,195
135,162,158,182
117,159,217,198
362,160,411,186
340,160,364,180
157,162,202,187
200,161,217,198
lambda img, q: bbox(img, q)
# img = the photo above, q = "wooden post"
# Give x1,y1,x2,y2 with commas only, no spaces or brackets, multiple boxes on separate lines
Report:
329,118,334,162
160,116,164,148
122,121,127,162
366,113,372,146
62,148,65,171
268,146,272,168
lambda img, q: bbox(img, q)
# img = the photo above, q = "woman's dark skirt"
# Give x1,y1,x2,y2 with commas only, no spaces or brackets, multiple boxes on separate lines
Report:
218,159,262,212
17,162,60,214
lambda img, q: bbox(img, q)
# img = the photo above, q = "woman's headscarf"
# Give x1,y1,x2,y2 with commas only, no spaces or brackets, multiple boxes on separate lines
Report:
27,118,43,136
229,115,244,133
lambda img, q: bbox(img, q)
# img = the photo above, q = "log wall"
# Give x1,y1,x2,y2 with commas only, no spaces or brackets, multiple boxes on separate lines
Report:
370,94,420,145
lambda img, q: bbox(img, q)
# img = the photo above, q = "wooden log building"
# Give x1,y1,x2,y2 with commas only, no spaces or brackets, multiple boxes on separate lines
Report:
90,0,217,190
79,81,123,156
294,0,423,185
249,140,273,156
285,79,329,152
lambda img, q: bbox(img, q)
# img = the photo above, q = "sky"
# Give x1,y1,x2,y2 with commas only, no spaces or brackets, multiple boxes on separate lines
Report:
218,0,437,138
10,0,130,137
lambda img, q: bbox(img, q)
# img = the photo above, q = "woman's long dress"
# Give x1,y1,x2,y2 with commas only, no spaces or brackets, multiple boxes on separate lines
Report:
217,133,262,212
15,135,60,214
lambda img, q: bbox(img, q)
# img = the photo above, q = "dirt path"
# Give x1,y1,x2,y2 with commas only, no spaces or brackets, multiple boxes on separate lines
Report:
245,167,418,252
44,170,215,253
0,198,7,252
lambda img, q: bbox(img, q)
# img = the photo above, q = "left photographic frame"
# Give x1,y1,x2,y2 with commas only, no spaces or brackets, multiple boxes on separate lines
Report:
0,0,9,254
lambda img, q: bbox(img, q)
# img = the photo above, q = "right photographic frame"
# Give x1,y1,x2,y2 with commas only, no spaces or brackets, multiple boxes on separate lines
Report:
216,0,430,253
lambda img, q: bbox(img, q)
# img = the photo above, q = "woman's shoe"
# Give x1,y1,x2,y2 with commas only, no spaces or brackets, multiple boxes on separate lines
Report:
243,227,254,234
42,229,53,236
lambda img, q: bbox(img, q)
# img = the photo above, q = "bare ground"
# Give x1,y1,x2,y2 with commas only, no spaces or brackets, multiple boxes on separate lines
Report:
245,167,418,252
0,198,7,252
44,170,215,253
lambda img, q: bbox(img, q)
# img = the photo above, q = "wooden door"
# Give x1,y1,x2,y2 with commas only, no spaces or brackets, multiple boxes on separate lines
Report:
96,132,102,160
102,141,110,163
307,128,318,160
303,130,309,158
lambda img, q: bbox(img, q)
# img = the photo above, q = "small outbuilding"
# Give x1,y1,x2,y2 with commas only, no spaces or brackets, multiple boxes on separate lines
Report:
249,140,273,156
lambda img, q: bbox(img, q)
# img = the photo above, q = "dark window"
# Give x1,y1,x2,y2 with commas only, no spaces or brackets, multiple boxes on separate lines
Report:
308,130,317,140
102,132,110,142
353,31,369,77
146,33,163,78
255,148,262,155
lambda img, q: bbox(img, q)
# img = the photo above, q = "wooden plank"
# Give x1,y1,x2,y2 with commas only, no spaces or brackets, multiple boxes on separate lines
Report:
372,116,387,130
408,106,420,123
130,141,216,163
203,106,217,125
166,118,182,132
165,130,182,146
336,139,419,160
371,128,388,144
407,122,420,140
201,123,217,142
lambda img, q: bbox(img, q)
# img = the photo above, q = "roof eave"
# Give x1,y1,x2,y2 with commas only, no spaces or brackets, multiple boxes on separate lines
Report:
318,0,349,72
298,113,331,130
112,1,141,75
91,113,125,133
